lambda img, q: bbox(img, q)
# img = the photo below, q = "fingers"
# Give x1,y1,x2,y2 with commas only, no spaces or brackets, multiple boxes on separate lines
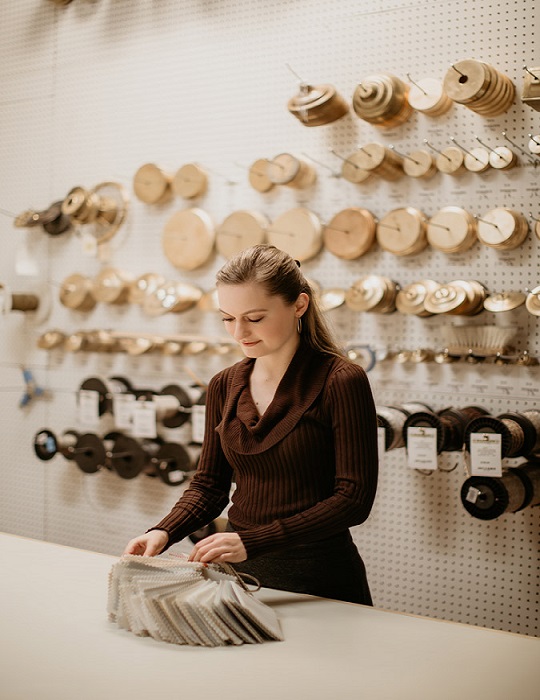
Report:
188,533,247,564
122,531,168,557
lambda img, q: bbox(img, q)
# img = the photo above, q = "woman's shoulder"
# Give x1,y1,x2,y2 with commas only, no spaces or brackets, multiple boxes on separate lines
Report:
323,353,369,387
208,356,251,394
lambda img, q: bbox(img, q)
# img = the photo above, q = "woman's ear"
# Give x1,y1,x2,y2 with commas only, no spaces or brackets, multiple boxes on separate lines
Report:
295,292,310,317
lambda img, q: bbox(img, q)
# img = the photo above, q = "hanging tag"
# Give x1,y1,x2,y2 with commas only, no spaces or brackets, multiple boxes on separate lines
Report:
77,389,100,428
470,432,502,477
131,400,157,438
112,393,135,430
191,404,206,444
15,239,39,276
406,427,438,470
377,427,386,466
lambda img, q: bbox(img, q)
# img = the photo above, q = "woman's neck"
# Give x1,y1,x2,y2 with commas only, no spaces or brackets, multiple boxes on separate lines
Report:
252,337,301,383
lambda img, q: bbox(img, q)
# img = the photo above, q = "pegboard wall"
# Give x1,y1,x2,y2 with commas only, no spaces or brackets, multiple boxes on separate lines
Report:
0,0,539,637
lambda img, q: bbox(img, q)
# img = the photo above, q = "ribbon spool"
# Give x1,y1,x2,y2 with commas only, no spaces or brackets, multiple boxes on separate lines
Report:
443,59,515,116
464,413,538,459
424,280,487,316
248,159,275,193
143,439,200,486
79,376,134,416
105,433,147,480
266,153,316,189
14,201,72,236
461,462,540,520
287,83,349,126
69,433,107,474
143,281,203,316
33,429,80,462
408,77,452,116
62,182,128,244
0,284,40,316
525,286,540,317
133,163,173,205
476,208,529,250
59,273,97,311
92,267,133,305
345,275,399,313
352,73,412,127
396,280,439,317
483,291,526,313
154,384,194,428
426,207,477,254
404,406,488,453
376,406,409,451
350,143,403,181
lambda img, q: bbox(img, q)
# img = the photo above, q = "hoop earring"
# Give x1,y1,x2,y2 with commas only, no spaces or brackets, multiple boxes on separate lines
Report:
297,317,303,334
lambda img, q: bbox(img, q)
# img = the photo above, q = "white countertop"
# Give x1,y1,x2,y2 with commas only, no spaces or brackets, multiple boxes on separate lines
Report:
1,532,538,700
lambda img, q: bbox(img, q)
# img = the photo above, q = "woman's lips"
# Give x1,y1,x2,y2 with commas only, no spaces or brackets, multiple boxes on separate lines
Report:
241,340,260,347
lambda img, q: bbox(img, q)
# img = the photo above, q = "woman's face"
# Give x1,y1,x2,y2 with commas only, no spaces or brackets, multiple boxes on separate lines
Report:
217,282,308,360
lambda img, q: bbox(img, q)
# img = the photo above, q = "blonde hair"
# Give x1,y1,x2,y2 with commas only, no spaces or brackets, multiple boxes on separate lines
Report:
216,245,344,358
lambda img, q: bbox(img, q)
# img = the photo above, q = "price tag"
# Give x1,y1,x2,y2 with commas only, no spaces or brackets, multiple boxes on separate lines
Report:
406,427,438,470
131,400,157,439
77,390,100,428
112,393,135,430
377,427,386,467
470,432,502,477
191,404,206,444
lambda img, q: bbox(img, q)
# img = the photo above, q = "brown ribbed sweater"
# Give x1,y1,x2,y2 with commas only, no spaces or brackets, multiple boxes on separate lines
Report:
153,342,379,559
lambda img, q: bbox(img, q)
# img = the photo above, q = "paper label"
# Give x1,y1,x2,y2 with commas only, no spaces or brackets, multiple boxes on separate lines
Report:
470,433,502,477
77,389,100,428
191,404,206,444
131,400,157,438
406,427,438,470
377,427,386,467
112,393,135,430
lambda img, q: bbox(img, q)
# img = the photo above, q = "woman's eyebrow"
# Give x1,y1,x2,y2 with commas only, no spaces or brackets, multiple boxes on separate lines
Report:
218,307,268,315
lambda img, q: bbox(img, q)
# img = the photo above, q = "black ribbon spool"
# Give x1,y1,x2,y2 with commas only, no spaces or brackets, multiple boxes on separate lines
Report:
460,465,539,520
106,434,146,480
34,429,60,461
497,412,538,457
376,414,394,451
158,384,193,428
464,416,513,458
149,441,193,486
41,201,72,236
72,433,107,473
402,410,445,454
79,377,111,416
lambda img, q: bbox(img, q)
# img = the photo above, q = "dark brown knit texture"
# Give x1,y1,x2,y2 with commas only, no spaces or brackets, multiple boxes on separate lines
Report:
152,343,379,559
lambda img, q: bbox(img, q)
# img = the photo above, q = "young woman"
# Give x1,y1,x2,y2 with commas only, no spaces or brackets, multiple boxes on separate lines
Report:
124,244,379,604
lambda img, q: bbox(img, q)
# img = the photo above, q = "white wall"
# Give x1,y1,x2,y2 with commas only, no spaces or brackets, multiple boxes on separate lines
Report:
0,0,538,636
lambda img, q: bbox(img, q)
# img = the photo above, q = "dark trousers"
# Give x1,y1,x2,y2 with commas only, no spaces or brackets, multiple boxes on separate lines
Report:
228,523,373,606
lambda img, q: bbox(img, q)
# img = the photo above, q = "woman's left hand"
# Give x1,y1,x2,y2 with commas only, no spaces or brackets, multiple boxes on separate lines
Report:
188,532,247,564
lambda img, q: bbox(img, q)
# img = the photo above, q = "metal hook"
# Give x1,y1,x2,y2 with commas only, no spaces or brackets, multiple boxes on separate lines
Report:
285,63,306,84
450,137,481,163
450,63,467,78
388,145,420,165
528,133,540,146
301,152,340,177
475,216,501,230
523,65,540,81
475,135,507,160
530,212,540,223
328,149,361,171
406,73,427,95
501,132,536,163
423,139,451,162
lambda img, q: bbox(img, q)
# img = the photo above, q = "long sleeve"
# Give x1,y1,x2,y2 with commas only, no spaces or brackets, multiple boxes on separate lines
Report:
150,370,234,548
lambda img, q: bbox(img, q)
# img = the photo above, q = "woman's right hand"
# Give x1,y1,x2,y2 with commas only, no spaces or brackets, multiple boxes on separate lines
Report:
123,529,169,557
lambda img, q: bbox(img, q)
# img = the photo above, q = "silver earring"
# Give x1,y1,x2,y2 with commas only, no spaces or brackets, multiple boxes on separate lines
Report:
297,317,303,334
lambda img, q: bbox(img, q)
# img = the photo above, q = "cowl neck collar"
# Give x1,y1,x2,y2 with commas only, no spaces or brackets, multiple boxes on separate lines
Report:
216,341,333,454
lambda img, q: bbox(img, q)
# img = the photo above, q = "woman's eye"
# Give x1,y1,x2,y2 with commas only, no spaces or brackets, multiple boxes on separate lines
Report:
248,318,263,323
221,317,234,323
